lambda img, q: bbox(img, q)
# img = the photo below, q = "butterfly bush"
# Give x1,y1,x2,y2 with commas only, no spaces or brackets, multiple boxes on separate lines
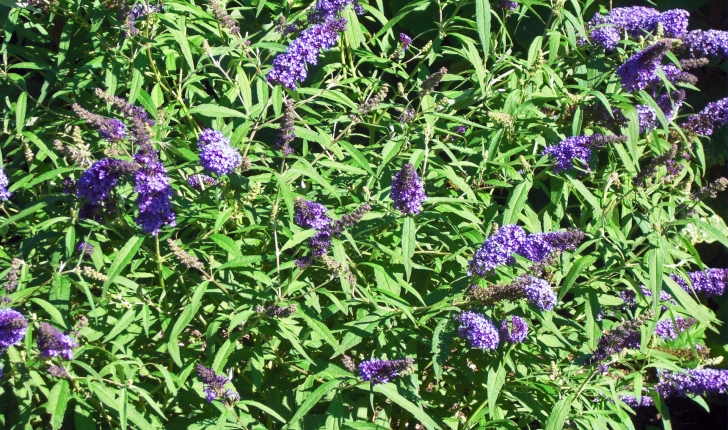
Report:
3,0,728,428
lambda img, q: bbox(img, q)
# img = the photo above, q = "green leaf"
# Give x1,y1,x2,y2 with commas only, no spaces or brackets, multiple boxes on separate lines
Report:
546,394,574,430
209,234,243,259
102,308,137,343
48,379,70,430
190,104,246,118
287,379,340,427
15,91,27,135
239,400,286,423
502,179,531,225
558,255,596,300
475,0,491,62
102,236,144,294
168,282,209,367
402,217,415,281
299,305,344,356
487,362,506,419
30,298,68,329
371,384,443,430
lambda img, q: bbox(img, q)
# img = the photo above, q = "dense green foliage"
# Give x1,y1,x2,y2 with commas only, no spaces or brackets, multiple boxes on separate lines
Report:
1,0,727,428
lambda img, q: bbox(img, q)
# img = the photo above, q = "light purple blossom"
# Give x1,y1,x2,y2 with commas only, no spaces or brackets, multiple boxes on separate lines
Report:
0,167,11,201
519,276,556,311
654,316,696,341
616,41,672,93
358,357,413,384
500,316,528,343
656,368,728,398
469,225,526,276
37,322,76,360
0,308,27,349
390,163,426,215
455,311,500,350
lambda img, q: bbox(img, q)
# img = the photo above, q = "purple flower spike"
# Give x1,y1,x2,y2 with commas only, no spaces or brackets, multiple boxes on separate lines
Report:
196,364,240,403
198,129,230,147
543,134,626,173
188,174,217,190
518,275,557,311
77,242,94,258
0,308,27,349
620,395,654,407
455,311,500,350
0,167,11,201
516,234,554,263
500,316,528,343
670,268,728,297
294,198,331,230
358,357,414,384
390,163,426,215
616,41,673,93
656,368,728,398
200,142,241,176
134,146,176,235
468,225,526,276
654,316,696,341
587,7,688,50
37,322,76,360
267,17,348,89
399,33,412,49
682,97,728,136
681,30,728,61
76,158,138,205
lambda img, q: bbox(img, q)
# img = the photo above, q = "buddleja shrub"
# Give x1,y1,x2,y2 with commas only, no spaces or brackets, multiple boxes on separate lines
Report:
1,0,728,428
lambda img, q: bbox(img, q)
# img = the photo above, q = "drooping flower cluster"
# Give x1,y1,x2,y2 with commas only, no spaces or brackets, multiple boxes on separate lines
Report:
681,97,728,136
276,99,296,156
590,311,654,363
619,395,654,408
358,357,414,384
469,225,526,276
455,311,500,350
196,364,240,403
123,2,161,36
543,134,626,173
500,316,528,343
616,41,673,93
656,368,728,398
77,242,94,258
187,174,217,191
0,308,27,349
167,239,205,271
198,129,241,176
691,177,728,201
3,259,23,292
210,0,240,35
420,67,447,95
76,158,138,205
681,30,728,61
0,167,11,201
587,7,689,50
72,104,127,142
134,145,176,235
516,229,585,263
469,282,526,305
670,268,728,297
390,163,426,215
517,275,557,311
399,33,412,50
267,0,355,89
294,198,331,230
264,304,298,318
37,322,76,360
294,199,371,268
654,316,696,341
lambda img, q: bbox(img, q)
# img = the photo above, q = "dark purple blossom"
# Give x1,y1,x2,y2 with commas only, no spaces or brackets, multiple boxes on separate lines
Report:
500,316,528,343
616,41,673,93
681,30,728,61
37,322,76,360
682,97,728,136
496,0,517,10
276,99,296,155
134,146,176,235
656,368,728,398
198,129,230,147
390,163,426,215
399,108,414,123
587,7,688,50
358,357,414,384
619,395,654,407
294,198,331,229
469,225,526,276
543,134,626,173
590,312,653,363
196,364,239,403
308,0,356,23
187,174,217,190
0,308,27,349
455,311,500,350
48,365,70,379
516,234,554,263
670,268,728,297
518,275,556,311
0,167,11,201
77,242,94,258
76,158,138,205
199,139,241,176
267,17,348,89
72,104,127,142
399,33,411,49
654,316,696,341
124,2,161,37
